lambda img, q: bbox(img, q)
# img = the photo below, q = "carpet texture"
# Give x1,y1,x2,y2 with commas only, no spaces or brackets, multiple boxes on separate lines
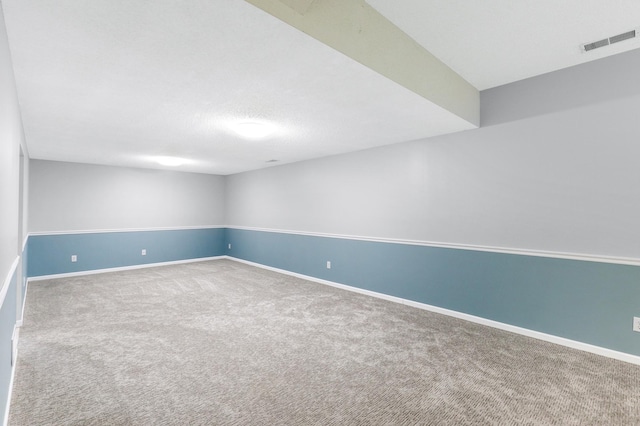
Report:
9,259,640,425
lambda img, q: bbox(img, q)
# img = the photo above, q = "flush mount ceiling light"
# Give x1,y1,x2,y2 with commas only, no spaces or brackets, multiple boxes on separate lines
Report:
155,156,185,167
231,121,277,139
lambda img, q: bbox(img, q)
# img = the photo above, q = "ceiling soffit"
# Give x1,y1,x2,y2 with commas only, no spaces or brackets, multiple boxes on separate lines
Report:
246,0,480,127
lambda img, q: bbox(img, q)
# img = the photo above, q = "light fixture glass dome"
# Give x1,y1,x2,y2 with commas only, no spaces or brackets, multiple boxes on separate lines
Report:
232,121,276,139
155,156,185,167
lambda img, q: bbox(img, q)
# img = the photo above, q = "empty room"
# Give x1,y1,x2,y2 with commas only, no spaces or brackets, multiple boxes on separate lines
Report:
1,0,640,424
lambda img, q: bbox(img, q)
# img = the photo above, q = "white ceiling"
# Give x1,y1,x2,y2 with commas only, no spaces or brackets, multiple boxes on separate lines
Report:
3,0,640,175
367,0,640,90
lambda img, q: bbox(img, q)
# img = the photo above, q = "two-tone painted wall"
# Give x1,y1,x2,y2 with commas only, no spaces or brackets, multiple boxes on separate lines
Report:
27,160,228,278
225,48,640,361
0,4,28,423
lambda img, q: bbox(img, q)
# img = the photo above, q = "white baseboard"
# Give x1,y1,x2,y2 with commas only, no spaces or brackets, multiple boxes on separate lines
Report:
227,256,640,366
27,256,226,282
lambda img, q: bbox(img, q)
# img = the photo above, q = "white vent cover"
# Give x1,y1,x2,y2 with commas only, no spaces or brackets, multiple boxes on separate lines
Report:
582,29,637,52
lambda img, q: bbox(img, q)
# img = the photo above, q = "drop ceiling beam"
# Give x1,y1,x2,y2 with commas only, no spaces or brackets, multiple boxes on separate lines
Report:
245,0,479,126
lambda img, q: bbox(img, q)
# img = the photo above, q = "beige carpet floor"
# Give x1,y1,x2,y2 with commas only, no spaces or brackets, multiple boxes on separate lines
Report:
9,259,640,425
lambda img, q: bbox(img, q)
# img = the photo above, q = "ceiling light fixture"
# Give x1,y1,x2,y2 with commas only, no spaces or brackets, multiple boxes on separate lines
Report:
155,156,185,167
232,121,277,139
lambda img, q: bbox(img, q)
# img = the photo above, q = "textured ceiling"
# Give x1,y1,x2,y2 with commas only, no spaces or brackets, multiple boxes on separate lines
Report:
3,1,640,175
2,0,474,175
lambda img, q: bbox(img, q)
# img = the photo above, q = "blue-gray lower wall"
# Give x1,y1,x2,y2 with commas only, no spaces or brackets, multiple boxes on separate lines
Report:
23,227,640,357
27,228,226,277
0,269,17,423
226,228,640,357
20,244,27,309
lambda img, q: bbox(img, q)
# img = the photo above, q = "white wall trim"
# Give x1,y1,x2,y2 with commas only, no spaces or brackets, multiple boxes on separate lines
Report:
20,237,27,253
226,225,640,266
227,256,640,366
30,225,640,266
28,225,225,237
27,256,226,282
1,260,20,425
3,327,18,426
0,258,19,308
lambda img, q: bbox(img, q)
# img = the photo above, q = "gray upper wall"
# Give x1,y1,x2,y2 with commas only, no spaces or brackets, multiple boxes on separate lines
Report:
482,47,640,126
29,160,225,233
226,48,640,260
0,5,24,279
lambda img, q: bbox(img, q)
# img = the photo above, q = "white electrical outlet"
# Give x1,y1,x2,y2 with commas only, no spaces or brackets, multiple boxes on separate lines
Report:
228,244,231,250
633,317,640,333
326,261,331,269
71,255,77,262
141,249,146,256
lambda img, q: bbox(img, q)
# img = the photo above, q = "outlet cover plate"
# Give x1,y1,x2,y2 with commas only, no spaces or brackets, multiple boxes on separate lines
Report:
634,317,640,332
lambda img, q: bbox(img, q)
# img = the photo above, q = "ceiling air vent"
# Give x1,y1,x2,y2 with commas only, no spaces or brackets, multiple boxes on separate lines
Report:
583,38,609,52
582,28,637,52
609,30,636,44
